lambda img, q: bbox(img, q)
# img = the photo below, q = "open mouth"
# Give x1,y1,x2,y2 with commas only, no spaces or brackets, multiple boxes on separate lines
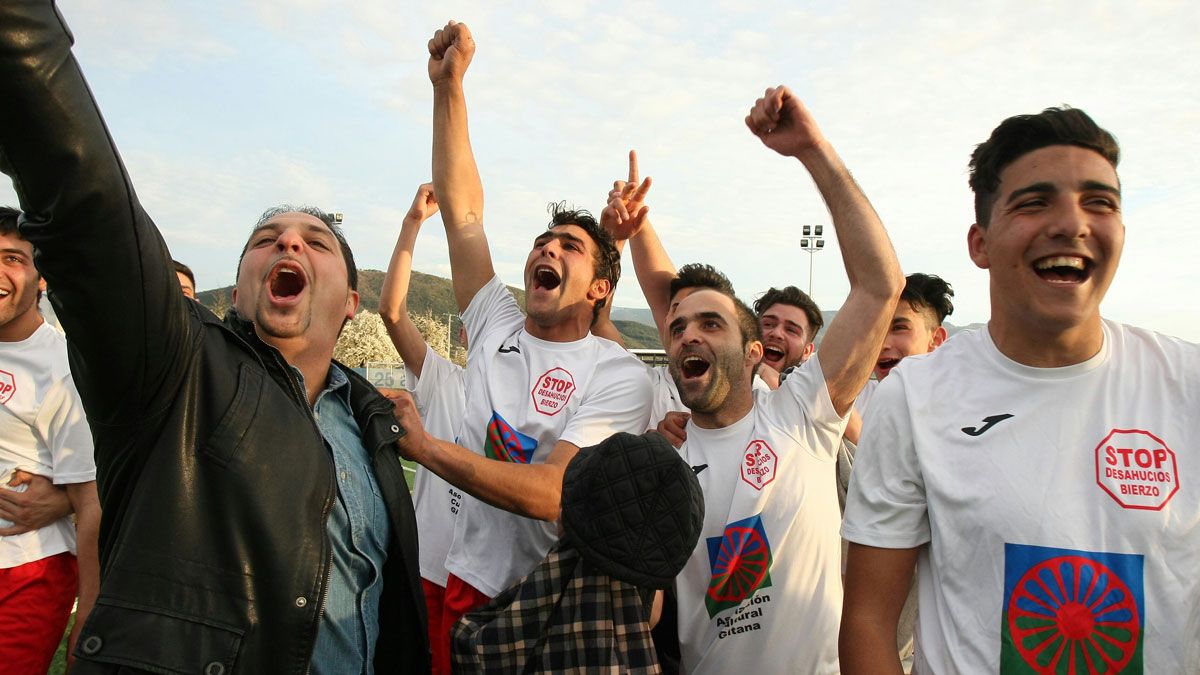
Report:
876,357,900,373
268,261,307,301
680,355,711,380
532,265,562,292
0,289,10,299
762,345,786,365
1033,255,1093,285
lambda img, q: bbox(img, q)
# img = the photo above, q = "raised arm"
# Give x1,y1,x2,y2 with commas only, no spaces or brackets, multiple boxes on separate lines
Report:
429,21,494,312
746,86,903,414
599,151,679,339
0,1,191,426
380,183,440,377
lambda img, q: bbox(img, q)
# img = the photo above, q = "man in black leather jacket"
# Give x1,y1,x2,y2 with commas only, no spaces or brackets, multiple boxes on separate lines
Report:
0,2,429,672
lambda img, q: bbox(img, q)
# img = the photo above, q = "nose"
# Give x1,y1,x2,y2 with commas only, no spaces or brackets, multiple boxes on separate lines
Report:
1048,199,1091,240
275,227,305,253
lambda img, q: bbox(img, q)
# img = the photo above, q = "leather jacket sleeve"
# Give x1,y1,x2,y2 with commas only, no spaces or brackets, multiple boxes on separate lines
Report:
0,0,195,427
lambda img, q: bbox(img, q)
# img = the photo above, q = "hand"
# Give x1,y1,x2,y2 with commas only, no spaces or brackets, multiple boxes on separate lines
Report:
428,21,476,86
656,411,690,448
745,85,827,158
404,182,439,225
599,150,652,241
378,388,430,463
0,470,72,535
757,363,781,390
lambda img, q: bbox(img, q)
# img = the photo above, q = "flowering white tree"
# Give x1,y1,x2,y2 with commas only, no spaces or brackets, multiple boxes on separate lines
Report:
333,310,400,368
410,311,453,362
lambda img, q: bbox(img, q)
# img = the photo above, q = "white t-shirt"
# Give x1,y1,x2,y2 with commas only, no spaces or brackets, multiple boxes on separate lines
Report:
843,321,1200,674
404,345,466,587
0,322,96,568
443,276,653,597
852,377,879,418
676,355,848,674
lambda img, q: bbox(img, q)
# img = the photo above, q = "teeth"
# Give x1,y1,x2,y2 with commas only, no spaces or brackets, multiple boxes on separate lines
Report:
278,268,297,276
684,356,706,367
1036,256,1085,270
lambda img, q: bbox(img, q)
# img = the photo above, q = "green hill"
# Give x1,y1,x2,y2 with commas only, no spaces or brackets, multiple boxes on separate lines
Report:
196,270,662,349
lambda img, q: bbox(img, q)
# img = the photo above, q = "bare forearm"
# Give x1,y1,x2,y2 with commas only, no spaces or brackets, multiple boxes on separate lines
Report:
380,220,430,374
432,82,493,311
839,615,906,675
432,83,484,224
628,220,678,335
796,143,902,300
418,437,564,522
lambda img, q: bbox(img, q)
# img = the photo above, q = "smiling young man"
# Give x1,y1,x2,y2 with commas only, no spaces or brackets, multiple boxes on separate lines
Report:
0,4,427,673
0,208,100,673
852,272,954,419
389,20,652,667
841,108,1200,673
659,85,902,674
754,286,824,373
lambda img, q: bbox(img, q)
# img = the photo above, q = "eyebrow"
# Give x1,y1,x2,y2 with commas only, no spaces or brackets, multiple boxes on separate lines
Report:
669,310,727,333
0,247,29,256
533,231,586,248
250,222,336,239
762,313,805,333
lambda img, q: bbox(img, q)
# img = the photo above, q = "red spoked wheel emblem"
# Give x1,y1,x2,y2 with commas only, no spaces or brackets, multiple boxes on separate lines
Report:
707,526,769,603
1007,555,1139,673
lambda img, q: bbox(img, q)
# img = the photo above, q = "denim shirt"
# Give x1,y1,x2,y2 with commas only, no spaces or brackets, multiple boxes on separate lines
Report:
301,366,392,675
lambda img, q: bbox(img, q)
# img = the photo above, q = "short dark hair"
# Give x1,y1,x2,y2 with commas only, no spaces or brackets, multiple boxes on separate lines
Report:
238,205,358,290
0,206,21,237
669,263,735,303
173,260,196,288
753,286,824,343
901,273,954,326
969,107,1120,227
546,202,620,315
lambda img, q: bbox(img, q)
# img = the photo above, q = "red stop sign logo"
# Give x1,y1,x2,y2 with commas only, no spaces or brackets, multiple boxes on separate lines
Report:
0,370,15,405
1095,428,1179,510
741,439,778,490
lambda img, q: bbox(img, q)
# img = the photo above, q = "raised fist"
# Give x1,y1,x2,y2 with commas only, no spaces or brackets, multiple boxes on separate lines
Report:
405,182,439,224
745,85,826,158
428,20,475,85
599,150,652,241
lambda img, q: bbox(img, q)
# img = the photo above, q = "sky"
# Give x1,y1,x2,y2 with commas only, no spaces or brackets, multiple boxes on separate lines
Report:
6,1,1199,340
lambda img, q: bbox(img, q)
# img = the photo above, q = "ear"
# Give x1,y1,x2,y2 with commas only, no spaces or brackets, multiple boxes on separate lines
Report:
746,340,763,365
588,278,613,304
930,325,948,349
967,223,990,269
345,290,360,323
801,342,815,362
231,287,239,303
37,277,47,292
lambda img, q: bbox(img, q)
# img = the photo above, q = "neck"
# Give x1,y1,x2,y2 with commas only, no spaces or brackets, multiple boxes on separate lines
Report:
0,311,44,343
987,313,1105,368
690,384,756,430
259,332,336,406
524,314,591,343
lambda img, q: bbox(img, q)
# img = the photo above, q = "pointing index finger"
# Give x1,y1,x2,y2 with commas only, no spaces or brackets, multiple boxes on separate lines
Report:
628,150,639,184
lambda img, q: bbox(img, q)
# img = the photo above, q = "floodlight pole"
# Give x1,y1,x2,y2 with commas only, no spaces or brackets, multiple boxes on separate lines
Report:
799,225,826,298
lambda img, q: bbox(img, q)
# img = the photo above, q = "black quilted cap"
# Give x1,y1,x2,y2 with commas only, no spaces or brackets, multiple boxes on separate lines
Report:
560,432,704,589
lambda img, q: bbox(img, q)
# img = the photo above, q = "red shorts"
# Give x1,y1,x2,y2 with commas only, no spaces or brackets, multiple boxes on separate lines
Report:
0,552,78,674
421,578,447,675
436,574,490,673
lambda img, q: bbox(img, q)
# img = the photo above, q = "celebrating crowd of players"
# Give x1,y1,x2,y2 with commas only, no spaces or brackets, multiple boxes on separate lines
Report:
0,4,1196,674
